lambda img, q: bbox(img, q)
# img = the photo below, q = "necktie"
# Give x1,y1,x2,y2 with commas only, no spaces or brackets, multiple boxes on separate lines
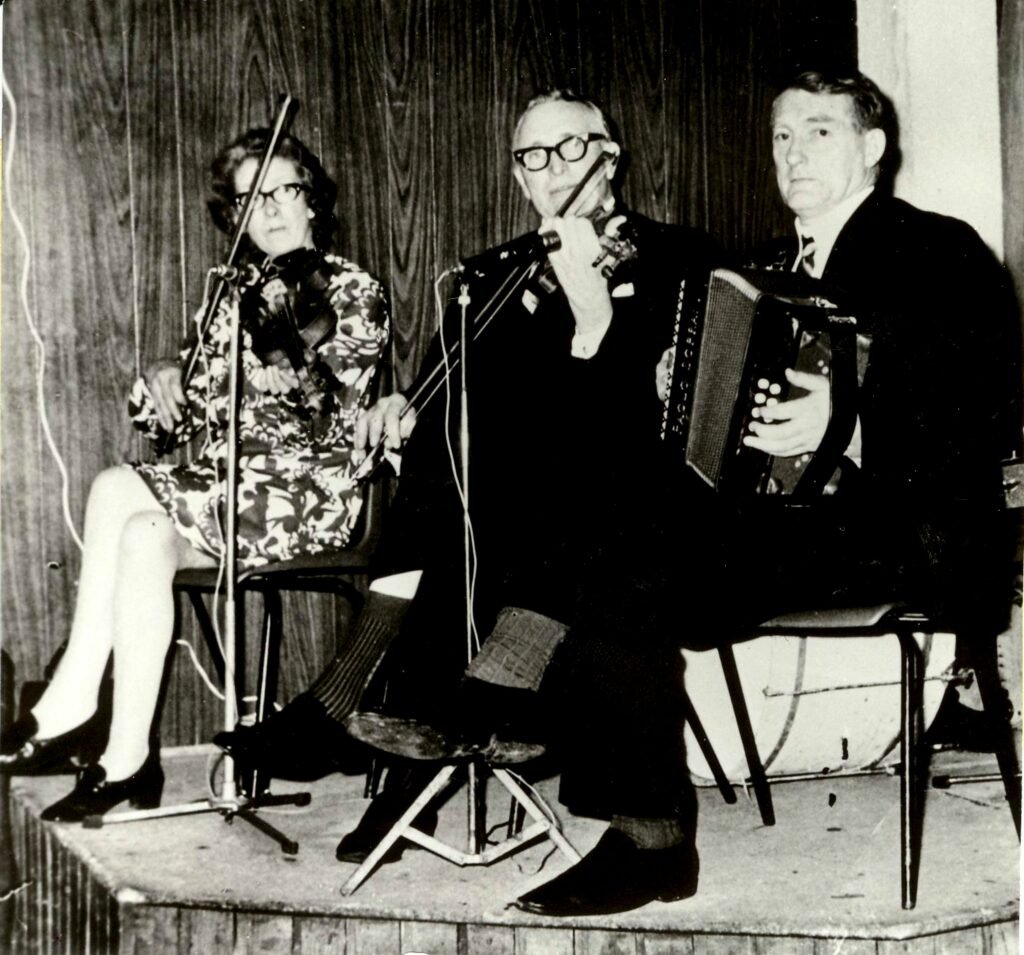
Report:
798,236,817,276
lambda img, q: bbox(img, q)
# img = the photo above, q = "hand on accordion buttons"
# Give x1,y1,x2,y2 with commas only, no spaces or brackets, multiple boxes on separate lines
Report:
743,368,830,458
656,346,675,403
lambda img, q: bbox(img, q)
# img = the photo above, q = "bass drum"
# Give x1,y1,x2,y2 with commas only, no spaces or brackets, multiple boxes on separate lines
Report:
682,632,956,783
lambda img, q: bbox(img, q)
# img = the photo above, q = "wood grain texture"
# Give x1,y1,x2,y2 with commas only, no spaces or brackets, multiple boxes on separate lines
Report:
348,916,401,954
575,929,640,955
465,923,519,954
517,924,578,954
235,912,295,954
2,0,859,750
1000,0,1024,301
179,907,235,955
400,918,461,954
295,914,349,954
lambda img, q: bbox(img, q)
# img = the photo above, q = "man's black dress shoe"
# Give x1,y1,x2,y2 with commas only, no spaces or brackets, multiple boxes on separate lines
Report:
0,715,99,776
214,694,364,780
336,769,439,864
41,756,164,823
512,828,699,917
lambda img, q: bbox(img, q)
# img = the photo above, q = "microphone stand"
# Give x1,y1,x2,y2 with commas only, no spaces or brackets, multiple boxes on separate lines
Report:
86,95,309,854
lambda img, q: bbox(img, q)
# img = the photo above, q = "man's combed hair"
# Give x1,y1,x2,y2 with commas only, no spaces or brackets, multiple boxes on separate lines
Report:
208,129,339,253
514,89,612,141
784,70,892,133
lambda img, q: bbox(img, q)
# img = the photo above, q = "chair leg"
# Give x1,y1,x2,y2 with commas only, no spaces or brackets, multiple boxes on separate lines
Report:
971,645,1022,838
681,689,737,805
718,644,774,825
187,591,226,685
247,589,283,800
898,629,925,910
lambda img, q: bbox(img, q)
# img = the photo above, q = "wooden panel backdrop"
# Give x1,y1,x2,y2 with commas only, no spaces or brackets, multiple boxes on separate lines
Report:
1,0,855,746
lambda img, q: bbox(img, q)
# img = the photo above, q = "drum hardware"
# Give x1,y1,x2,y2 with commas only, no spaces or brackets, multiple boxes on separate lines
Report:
933,772,1021,789
761,671,955,699
738,766,899,787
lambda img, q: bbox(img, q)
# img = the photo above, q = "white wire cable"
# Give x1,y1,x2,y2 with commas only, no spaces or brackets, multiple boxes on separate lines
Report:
170,293,237,710
2,71,85,550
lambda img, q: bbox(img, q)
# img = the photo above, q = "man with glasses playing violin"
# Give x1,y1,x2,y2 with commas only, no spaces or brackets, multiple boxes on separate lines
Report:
216,90,718,906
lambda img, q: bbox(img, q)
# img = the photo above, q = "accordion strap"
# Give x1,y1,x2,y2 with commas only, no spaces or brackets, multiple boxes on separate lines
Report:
791,314,860,500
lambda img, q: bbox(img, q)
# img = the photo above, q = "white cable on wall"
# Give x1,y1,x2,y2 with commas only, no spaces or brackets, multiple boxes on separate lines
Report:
2,70,85,551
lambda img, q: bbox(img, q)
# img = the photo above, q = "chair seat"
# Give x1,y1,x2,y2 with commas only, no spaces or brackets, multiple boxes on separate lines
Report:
174,553,370,594
757,601,911,631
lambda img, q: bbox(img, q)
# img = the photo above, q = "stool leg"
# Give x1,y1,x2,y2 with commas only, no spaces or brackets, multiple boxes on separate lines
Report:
718,644,774,825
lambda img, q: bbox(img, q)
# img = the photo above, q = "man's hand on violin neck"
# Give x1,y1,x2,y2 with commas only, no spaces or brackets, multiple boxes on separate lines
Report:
542,216,613,334
144,358,187,433
354,393,415,457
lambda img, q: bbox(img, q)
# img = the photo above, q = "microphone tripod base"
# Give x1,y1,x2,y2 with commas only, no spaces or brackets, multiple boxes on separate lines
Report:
82,789,311,856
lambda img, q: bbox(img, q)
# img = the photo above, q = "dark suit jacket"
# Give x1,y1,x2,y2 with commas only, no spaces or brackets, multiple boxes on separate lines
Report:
764,192,1019,502
747,191,1022,630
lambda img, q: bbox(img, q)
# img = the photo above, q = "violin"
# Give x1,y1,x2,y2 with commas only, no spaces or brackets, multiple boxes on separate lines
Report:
531,205,638,295
239,249,343,432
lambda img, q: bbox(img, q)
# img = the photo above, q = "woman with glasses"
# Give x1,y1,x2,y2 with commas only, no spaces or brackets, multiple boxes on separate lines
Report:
0,129,390,821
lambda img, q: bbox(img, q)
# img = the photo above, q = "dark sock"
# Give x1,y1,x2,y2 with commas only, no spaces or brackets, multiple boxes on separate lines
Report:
309,591,410,721
465,607,568,691
610,814,686,850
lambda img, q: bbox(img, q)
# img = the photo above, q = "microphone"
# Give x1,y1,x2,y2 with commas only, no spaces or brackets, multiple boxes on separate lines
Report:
458,229,560,279
209,263,259,284
538,230,562,253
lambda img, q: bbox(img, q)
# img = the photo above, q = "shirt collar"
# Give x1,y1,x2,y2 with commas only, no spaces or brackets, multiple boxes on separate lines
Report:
793,185,874,276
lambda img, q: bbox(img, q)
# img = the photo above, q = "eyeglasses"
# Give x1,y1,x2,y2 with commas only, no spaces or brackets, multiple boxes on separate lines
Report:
231,181,309,212
512,133,607,172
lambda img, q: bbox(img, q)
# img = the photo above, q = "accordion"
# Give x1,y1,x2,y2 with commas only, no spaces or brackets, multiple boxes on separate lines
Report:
661,268,869,498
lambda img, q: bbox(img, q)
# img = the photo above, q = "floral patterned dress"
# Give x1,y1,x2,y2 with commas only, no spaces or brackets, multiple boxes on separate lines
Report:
128,253,389,567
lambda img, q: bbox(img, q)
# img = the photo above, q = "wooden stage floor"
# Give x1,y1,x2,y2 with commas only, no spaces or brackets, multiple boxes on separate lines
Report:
3,746,1019,954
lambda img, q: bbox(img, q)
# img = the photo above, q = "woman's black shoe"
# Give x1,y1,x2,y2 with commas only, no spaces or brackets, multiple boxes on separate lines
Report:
40,756,164,823
336,770,439,864
0,715,99,776
512,828,699,917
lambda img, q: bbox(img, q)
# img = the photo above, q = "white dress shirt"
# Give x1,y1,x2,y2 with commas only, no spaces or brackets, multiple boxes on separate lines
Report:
793,185,874,278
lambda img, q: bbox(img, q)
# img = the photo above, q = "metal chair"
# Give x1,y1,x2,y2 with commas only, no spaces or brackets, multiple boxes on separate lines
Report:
173,473,388,800
714,602,1021,909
